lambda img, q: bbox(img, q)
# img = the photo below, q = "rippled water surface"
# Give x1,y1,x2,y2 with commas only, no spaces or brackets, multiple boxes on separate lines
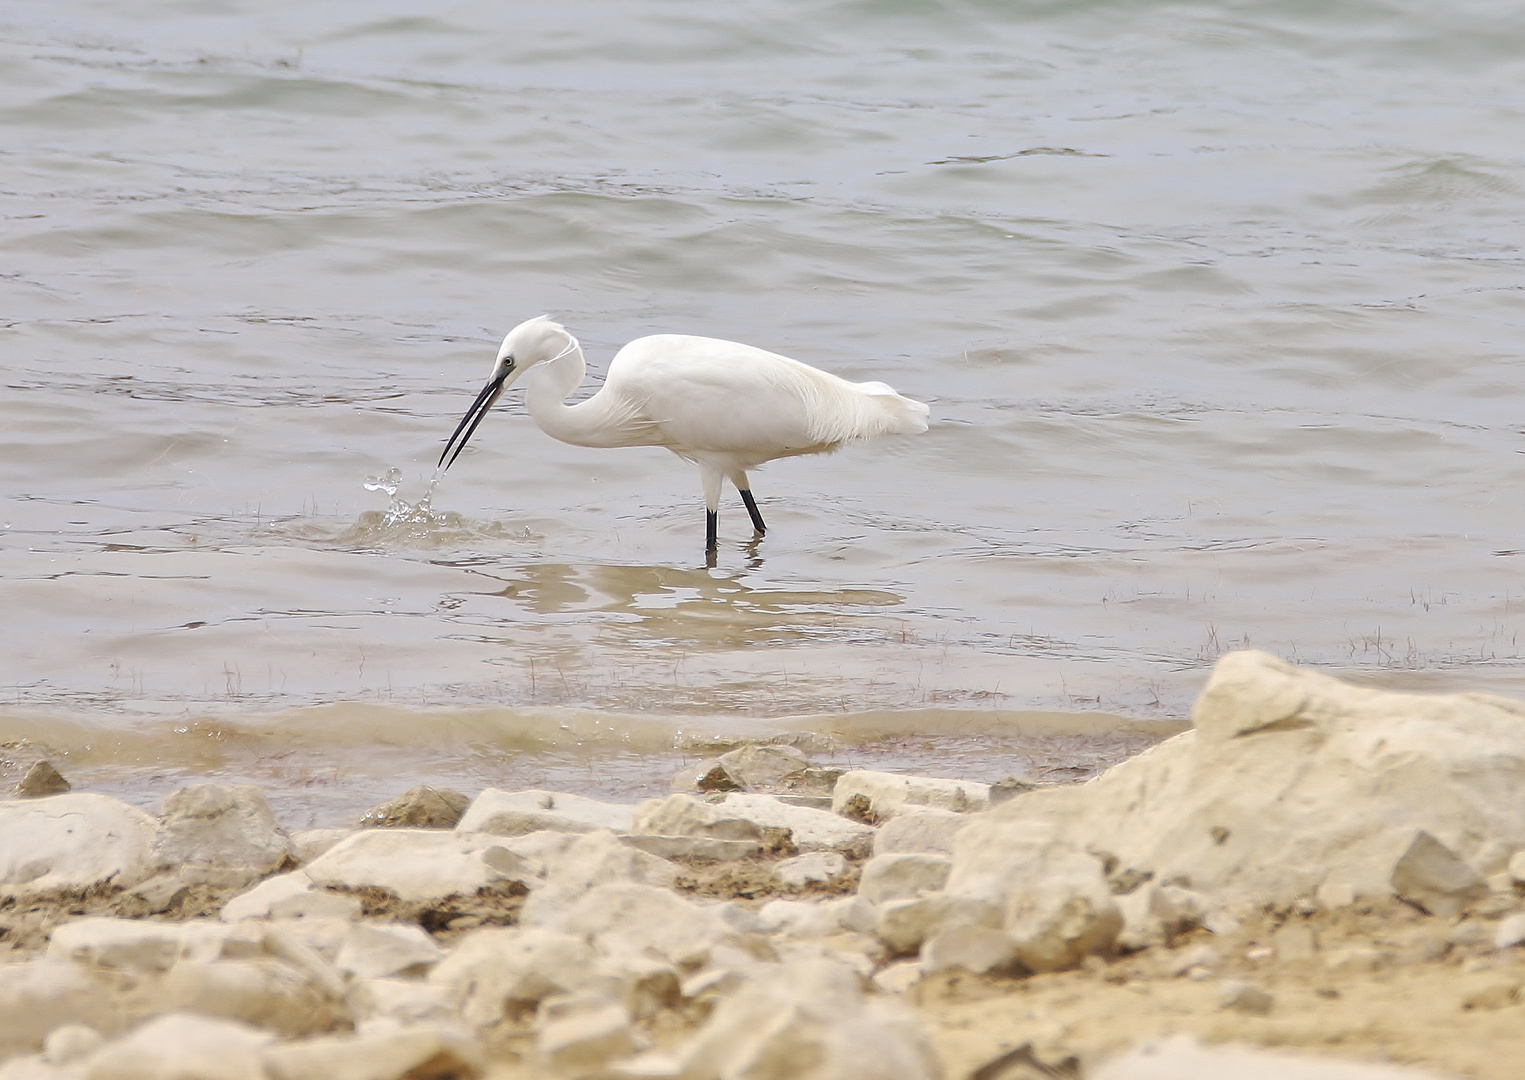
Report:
4,1,1524,819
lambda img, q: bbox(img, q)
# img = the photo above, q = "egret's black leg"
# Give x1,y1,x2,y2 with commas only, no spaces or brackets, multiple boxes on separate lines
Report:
739,489,767,536
706,509,718,550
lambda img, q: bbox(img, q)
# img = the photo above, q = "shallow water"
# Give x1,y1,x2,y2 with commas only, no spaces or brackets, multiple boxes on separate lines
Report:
4,1,1524,820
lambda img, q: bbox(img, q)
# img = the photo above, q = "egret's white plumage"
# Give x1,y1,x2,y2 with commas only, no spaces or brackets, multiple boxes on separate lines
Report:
439,316,929,551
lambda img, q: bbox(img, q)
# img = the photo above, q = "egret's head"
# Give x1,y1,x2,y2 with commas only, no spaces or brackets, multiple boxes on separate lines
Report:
439,315,578,470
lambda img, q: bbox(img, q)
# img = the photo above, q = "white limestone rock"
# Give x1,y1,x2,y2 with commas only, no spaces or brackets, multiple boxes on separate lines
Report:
773,852,849,889
621,835,763,861
350,978,455,1026
875,895,1002,956
755,899,846,939
302,829,536,904
537,1003,639,1075
81,1014,272,1080
520,830,677,924
0,961,124,1060
262,1023,484,1080
151,785,294,888
428,927,600,1027
48,918,236,973
833,770,991,823
674,959,940,1080
965,650,1525,910
1508,850,1525,885
857,854,952,905
43,1024,105,1066
333,923,445,980
456,789,634,837
133,958,352,1038
873,808,970,857
1115,882,1210,952
920,923,1019,976
221,871,315,923
719,793,875,855
0,794,158,897
631,794,767,841
551,883,732,970
290,829,352,864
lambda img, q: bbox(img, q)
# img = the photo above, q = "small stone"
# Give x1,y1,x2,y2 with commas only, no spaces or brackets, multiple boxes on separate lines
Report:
334,923,446,980
631,794,767,841
1462,980,1521,1010
304,829,537,904
1273,920,1317,962
1315,880,1357,910
13,760,70,797
1509,850,1525,885
671,758,741,793
1164,943,1221,978
988,777,1043,805
48,918,233,973
127,871,190,914
428,927,600,1027
773,852,849,889
42,1024,104,1065
456,789,635,836
1323,946,1388,975
1494,913,1525,950
152,784,295,888
714,744,815,792
1218,979,1273,1015
1390,830,1488,918
876,895,1002,956
832,770,991,821
358,785,470,829
536,1003,639,1074
872,961,923,994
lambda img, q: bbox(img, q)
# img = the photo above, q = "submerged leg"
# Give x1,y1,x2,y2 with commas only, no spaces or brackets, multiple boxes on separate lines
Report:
700,465,723,554
739,489,766,535
732,470,766,536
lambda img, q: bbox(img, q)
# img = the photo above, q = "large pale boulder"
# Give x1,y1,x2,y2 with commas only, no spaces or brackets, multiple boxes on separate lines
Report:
455,789,633,836
873,809,969,857
302,829,536,904
954,651,1525,909
333,923,445,980
151,785,294,887
0,794,157,897
857,854,952,904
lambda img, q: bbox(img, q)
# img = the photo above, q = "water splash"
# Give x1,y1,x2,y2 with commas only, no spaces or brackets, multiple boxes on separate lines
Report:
356,467,458,540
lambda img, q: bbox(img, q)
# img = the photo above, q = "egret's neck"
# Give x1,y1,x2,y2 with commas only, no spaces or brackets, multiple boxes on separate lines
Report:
522,339,618,447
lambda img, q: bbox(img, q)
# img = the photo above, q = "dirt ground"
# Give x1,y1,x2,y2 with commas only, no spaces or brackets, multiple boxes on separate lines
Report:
912,898,1525,1080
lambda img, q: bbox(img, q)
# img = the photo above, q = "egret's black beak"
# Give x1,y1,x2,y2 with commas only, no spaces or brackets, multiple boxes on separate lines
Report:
439,372,508,470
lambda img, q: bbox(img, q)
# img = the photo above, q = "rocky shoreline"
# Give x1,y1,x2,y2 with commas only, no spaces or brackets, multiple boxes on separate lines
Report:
3,651,1524,1080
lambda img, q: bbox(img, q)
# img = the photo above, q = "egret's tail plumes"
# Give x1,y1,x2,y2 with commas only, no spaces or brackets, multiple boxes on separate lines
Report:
801,378,930,448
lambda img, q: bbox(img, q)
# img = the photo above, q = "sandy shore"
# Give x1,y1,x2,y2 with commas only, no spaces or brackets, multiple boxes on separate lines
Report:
3,651,1524,1080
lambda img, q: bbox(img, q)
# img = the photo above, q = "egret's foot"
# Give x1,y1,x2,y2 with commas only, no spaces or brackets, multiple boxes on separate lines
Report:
739,489,767,536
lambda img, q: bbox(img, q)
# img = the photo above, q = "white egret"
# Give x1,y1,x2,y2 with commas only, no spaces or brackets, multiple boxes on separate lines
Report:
438,316,929,552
